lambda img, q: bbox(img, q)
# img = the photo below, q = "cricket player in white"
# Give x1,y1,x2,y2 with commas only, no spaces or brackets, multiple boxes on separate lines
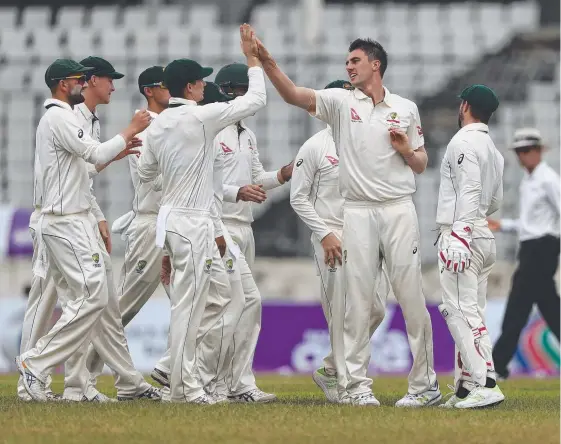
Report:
137,25,267,404
254,32,438,406
290,79,392,403
213,63,293,403
16,58,151,402
436,84,505,409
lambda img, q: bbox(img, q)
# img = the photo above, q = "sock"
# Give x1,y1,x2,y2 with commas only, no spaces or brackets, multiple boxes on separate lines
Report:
485,377,497,388
456,386,470,399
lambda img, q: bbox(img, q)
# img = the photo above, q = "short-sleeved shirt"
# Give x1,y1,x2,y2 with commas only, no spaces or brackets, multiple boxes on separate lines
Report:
313,86,424,203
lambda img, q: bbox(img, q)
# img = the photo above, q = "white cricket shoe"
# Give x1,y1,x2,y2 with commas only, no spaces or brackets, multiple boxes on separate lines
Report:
161,387,171,403
189,393,216,405
454,385,505,409
82,390,118,403
340,392,381,407
395,383,442,407
15,356,47,402
312,368,339,403
228,388,277,403
211,392,230,404
118,386,162,402
439,385,461,409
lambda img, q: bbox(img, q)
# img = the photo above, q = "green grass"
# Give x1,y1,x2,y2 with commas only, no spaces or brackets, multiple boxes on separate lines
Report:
0,374,558,444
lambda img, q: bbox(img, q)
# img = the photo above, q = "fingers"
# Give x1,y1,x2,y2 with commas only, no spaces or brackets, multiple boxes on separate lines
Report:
242,185,266,203
334,245,343,265
124,149,140,156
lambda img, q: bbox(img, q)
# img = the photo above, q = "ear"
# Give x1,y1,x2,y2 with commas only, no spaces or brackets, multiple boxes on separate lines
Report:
89,75,97,87
143,86,153,98
371,59,381,72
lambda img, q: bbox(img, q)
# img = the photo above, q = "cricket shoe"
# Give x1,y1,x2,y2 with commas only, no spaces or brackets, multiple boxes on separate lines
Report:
15,356,47,402
151,368,170,388
211,392,230,404
189,393,216,405
46,391,64,402
82,390,117,403
312,368,339,403
118,386,162,401
160,387,171,403
454,385,505,409
340,392,381,407
439,385,461,409
228,388,277,404
395,382,442,407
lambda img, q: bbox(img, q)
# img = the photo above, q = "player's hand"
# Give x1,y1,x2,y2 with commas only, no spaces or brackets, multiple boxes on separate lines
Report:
237,184,267,203
279,161,294,183
130,109,151,134
388,128,413,157
487,218,501,232
161,255,171,285
112,137,142,162
98,220,112,254
321,233,343,268
255,37,273,63
240,24,259,59
215,236,227,258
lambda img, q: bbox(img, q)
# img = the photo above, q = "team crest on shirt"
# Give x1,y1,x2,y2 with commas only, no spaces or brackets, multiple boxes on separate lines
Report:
325,155,339,166
225,258,234,274
204,258,212,273
135,260,147,274
386,112,400,128
92,253,101,268
220,142,233,154
350,108,362,123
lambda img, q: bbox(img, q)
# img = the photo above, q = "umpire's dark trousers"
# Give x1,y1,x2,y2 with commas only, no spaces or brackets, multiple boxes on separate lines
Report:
493,235,560,378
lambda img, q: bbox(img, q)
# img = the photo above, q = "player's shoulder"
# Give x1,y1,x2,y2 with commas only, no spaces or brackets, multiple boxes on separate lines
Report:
316,87,353,104
387,91,419,114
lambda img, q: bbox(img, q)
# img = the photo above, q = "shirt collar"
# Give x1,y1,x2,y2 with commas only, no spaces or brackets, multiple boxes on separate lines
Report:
169,97,197,107
353,86,392,106
526,161,547,179
75,103,98,121
458,122,489,134
43,98,73,112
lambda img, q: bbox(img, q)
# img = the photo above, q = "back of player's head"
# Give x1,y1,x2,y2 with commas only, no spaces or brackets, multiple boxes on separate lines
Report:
458,84,499,124
348,38,388,78
199,82,230,105
215,63,249,99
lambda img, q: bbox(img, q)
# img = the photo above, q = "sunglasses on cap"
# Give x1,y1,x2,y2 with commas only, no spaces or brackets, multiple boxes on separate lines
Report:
51,74,87,85
141,82,167,89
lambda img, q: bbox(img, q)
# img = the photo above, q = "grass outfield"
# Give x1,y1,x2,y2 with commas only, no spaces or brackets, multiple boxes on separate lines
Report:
0,374,558,444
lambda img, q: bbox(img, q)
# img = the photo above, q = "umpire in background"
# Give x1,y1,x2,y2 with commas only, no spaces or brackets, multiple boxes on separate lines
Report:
488,128,560,379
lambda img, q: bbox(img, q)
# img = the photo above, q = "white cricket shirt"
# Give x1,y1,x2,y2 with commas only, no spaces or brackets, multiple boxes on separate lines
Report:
137,66,267,235
129,110,161,215
501,161,560,241
313,86,424,203
218,122,281,224
35,98,126,217
290,127,343,242
436,123,504,229
74,102,105,222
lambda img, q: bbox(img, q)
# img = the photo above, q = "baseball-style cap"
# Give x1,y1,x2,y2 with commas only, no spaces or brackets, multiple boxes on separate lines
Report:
215,63,249,88
458,84,499,115
199,82,230,105
511,128,544,150
80,56,124,80
325,80,354,90
163,59,213,93
44,58,94,88
138,65,166,94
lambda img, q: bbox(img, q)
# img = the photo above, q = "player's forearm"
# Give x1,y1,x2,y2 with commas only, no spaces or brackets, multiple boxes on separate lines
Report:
262,59,311,109
290,197,331,241
95,161,111,173
405,149,428,174
87,135,126,165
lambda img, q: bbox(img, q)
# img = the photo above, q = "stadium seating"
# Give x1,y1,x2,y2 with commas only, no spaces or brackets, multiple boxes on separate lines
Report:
0,1,551,261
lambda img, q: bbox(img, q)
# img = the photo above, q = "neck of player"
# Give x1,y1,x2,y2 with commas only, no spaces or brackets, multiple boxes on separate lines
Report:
82,89,100,113
360,79,385,105
147,99,166,115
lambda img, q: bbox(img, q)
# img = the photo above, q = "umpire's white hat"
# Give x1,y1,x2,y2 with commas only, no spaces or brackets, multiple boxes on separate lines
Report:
511,127,544,149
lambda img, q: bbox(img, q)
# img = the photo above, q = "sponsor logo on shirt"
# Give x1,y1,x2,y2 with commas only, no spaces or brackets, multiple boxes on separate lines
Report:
350,108,362,123
325,155,339,166
78,129,84,139
220,142,233,154
458,154,464,165
417,126,423,136
248,138,254,150
296,159,303,167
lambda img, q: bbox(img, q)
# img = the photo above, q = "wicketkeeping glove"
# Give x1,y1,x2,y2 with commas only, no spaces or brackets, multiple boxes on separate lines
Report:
439,221,473,273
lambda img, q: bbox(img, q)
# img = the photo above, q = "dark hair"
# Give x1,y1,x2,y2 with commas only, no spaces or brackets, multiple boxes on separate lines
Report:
168,81,199,100
348,38,388,78
466,102,492,124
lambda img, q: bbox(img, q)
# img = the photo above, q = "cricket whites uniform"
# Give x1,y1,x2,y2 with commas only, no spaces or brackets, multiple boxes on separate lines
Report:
290,126,391,401
17,97,136,400
216,119,284,397
312,87,437,401
436,123,504,394
61,102,153,401
137,64,266,402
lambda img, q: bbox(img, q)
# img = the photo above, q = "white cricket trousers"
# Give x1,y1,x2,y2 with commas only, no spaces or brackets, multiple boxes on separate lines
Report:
341,197,436,398
438,227,496,389
63,213,151,400
84,213,169,389
220,221,261,396
312,228,390,398
20,213,108,382
165,209,213,402
17,210,60,398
